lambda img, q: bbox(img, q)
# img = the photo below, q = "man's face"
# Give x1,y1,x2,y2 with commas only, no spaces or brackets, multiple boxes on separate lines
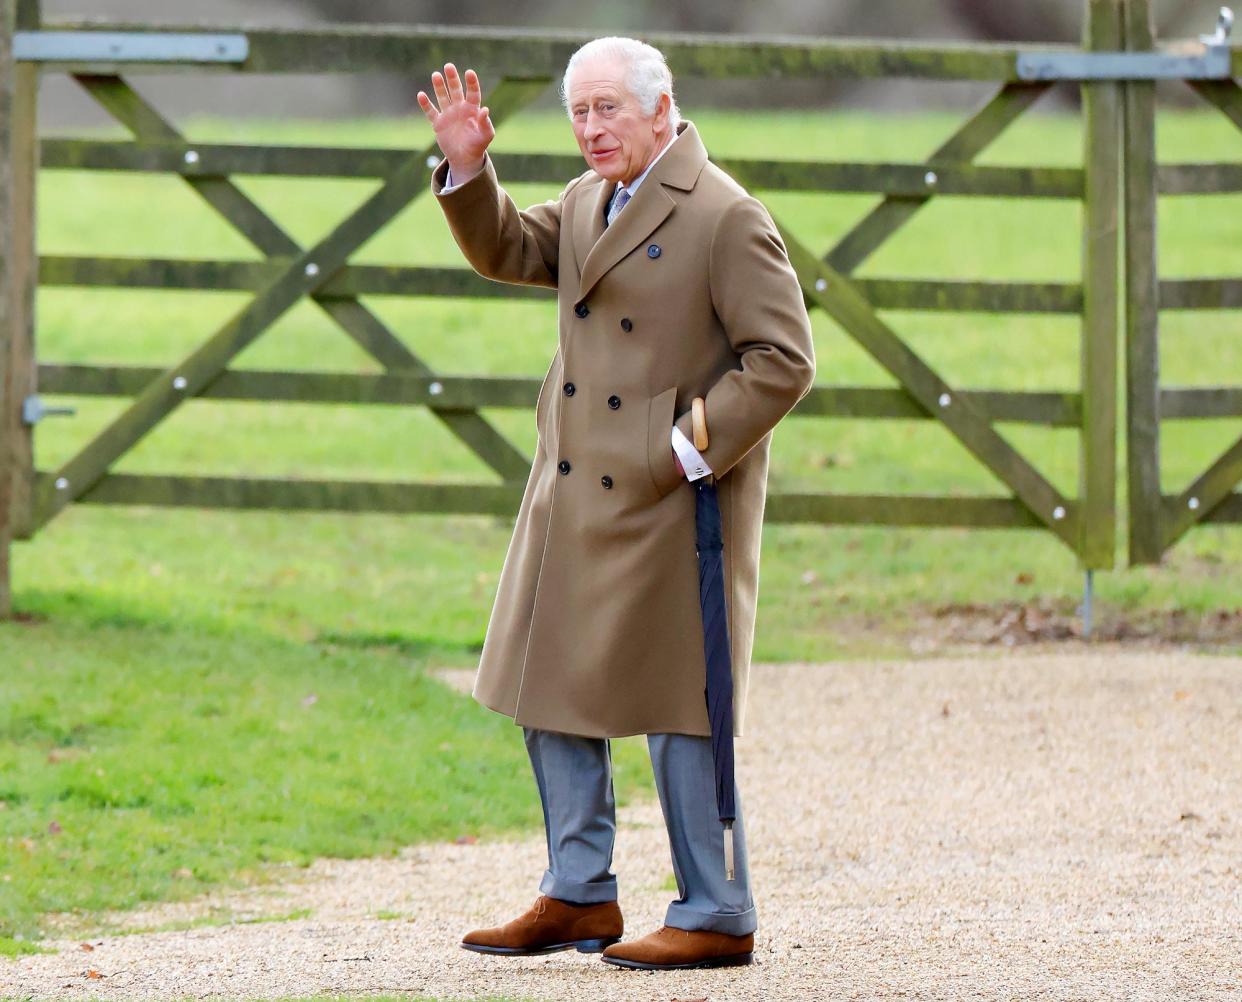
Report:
568,55,671,186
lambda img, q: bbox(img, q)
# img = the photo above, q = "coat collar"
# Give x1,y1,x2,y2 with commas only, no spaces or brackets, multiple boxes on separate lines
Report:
573,119,707,304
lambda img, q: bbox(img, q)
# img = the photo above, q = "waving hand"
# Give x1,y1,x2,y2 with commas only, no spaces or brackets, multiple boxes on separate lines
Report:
417,63,494,185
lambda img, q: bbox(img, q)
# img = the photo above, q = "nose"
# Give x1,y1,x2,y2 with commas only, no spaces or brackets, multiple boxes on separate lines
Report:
584,109,605,141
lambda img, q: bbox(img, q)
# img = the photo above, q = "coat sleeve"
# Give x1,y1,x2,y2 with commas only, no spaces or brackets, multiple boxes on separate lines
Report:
673,194,816,479
431,152,581,290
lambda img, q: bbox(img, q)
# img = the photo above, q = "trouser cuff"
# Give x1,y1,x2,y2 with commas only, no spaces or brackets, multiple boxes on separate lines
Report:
539,869,618,904
665,901,758,936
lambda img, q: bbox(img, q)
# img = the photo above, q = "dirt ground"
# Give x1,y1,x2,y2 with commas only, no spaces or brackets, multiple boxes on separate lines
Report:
3,647,1239,1002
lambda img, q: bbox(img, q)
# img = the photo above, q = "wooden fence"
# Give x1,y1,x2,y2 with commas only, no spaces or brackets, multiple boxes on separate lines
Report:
1,0,1239,614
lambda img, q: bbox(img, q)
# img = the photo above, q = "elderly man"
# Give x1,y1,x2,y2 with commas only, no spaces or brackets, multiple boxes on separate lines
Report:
416,36,815,971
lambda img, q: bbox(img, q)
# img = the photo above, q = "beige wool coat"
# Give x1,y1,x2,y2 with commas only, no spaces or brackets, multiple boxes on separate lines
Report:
431,119,815,739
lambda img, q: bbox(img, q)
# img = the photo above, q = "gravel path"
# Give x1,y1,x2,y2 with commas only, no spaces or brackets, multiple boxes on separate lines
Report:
3,649,1239,1001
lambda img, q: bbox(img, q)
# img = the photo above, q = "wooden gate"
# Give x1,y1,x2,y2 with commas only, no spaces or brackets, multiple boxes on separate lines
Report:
1122,0,1242,563
3,0,1234,614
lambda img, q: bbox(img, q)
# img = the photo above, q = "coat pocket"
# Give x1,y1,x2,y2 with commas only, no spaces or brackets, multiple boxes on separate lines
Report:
534,352,560,457
646,385,683,499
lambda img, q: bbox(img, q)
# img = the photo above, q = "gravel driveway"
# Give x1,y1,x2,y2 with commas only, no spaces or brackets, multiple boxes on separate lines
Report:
3,648,1239,1001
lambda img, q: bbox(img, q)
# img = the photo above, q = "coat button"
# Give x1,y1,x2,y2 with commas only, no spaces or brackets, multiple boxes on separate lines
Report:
620,317,633,332
607,395,621,410
647,244,661,259
558,459,571,475
601,475,613,489
563,382,575,396
574,302,589,318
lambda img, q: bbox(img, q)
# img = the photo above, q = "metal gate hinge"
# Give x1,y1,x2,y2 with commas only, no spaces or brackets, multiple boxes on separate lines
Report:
13,31,249,64
22,396,77,426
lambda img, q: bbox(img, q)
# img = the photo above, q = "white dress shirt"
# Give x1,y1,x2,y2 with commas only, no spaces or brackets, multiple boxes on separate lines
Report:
440,135,714,482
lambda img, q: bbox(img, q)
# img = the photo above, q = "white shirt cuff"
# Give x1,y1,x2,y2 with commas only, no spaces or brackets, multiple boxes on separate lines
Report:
671,424,713,481
439,165,460,195
439,159,486,195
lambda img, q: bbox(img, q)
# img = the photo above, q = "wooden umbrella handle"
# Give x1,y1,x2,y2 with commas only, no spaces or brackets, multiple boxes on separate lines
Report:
691,396,709,452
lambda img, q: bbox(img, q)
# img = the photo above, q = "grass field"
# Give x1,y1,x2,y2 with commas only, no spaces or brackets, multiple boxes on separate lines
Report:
3,103,1242,961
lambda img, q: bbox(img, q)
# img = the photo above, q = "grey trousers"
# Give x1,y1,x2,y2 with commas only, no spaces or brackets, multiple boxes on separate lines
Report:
523,726,758,936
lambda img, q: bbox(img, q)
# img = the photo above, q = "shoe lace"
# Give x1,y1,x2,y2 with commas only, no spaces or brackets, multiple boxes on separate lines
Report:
532,896,548,918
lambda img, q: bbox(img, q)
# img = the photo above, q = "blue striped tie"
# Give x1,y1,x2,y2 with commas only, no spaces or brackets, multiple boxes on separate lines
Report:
606,185,631,226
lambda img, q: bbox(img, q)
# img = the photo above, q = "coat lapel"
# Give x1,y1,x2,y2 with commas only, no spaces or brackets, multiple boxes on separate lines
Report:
572,175,611,288
574,120,708,305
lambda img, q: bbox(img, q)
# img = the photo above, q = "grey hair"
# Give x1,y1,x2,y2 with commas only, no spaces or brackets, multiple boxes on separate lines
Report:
560,36,681,127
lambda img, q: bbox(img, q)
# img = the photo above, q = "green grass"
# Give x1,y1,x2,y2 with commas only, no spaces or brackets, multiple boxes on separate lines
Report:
4,104,1242,959
0,584,655,946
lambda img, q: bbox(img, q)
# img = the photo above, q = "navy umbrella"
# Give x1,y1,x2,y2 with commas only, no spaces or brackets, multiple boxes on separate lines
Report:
690,397,737,881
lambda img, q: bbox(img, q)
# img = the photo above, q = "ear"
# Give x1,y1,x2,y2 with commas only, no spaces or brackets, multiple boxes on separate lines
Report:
652,91,671,136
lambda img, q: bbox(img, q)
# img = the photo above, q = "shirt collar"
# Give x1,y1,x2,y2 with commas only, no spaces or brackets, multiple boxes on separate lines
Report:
616,129,678,199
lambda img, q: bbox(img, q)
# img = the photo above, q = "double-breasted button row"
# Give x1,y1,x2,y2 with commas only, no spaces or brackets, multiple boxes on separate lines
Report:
557,460,612,491
559,384,618,408
554,384,622,488
573,300,634,333
573,296,637,335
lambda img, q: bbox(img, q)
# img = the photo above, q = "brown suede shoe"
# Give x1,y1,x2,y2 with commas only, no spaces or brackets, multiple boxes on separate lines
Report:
460,895,623,955
601,925,754,970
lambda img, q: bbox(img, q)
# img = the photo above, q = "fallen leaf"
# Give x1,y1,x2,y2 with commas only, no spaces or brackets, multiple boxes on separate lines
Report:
85,969,104,979
79,943,94,952
454,834,478,845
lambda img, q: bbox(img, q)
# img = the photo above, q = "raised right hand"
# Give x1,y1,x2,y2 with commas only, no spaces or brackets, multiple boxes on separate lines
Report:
416,62,494,184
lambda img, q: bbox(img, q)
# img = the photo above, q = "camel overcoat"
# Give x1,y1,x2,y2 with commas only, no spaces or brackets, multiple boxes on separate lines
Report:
431,119,815,739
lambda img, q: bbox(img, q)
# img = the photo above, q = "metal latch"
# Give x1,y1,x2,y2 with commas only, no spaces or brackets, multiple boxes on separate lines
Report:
22,396,77,426
1200,6,1235,46
1017,5,1234,81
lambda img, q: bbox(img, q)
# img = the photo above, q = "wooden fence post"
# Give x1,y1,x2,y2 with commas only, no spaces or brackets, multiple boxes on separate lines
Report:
1120,0,1163,564
1079,0,1122,571
0,0,38,616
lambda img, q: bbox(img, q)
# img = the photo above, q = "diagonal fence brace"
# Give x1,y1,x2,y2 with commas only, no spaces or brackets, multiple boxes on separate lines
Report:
780,224,1079,549
70,73,545,484
33,138,445,527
